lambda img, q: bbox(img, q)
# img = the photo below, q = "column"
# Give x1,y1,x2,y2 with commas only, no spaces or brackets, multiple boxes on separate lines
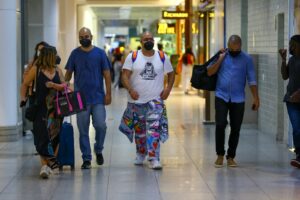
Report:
0,0,22,141
57,0,76,68
204,0,225,123
185,0,193,49
176,6,183,55
43,0,58,45
77,4,98,45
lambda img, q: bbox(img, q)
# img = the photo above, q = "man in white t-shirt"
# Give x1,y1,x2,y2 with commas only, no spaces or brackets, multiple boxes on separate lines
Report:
119,31,175,169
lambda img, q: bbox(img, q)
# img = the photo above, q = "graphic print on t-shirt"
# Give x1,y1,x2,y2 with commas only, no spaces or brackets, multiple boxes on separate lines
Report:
140,62,157,80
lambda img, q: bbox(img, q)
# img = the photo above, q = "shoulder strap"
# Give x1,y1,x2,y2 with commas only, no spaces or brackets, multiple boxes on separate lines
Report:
202,51,221,68
132,50,166,65
33,66,40,92
132,50,138,63
158,50,165,64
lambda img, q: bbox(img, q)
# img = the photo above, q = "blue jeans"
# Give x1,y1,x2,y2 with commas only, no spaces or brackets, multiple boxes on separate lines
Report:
286,102,300,155
77,104,107,161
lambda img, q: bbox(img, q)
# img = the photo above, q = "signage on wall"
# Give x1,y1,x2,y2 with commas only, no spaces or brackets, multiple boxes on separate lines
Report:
157,22,198,34
162,11,189,19
181,23,199,34
157,23,176,34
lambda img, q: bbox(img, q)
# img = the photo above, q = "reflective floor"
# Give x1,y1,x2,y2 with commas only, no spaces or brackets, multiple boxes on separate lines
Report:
0,88,299,200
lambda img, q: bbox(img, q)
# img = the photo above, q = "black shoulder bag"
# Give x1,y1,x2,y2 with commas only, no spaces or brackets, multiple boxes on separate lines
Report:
25,67,40,121
190,51,221,91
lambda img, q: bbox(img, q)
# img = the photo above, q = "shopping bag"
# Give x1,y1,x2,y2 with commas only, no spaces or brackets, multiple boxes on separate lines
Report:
55,86,86,117
25,103,38,121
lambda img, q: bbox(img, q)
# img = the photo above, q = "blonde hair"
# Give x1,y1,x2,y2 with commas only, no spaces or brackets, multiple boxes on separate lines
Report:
35,46,57,70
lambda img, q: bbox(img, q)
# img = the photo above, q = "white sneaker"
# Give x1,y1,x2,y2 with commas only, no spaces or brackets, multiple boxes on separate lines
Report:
40,165,50,179
134,155,145,165
149,159,162,170
46,166,53,174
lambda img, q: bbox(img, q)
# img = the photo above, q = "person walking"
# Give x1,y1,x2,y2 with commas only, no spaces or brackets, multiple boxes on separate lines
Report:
112,48,123,89
65,27,112,169
279,35,300,168
23,41,49,101
207,35,260,168
119,31,175,170
22,41,49,137
20,46,66,178
181,47,195,94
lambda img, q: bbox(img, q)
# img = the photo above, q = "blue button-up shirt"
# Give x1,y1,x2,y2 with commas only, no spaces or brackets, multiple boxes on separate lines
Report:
212,51,257,103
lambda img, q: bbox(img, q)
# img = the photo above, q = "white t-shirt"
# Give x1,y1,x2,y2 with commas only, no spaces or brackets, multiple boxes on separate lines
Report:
122,50,173,103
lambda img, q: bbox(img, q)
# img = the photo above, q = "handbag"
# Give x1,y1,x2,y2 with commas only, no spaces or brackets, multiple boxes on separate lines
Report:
25,103,39,122
24,66,40,122
190,51,221,91
55,86,86,117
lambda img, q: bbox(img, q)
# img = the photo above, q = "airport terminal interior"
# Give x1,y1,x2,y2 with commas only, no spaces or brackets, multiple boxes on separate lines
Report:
0,0,300,199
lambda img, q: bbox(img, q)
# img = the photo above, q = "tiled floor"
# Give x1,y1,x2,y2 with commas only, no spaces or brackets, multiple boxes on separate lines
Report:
0,88,300,200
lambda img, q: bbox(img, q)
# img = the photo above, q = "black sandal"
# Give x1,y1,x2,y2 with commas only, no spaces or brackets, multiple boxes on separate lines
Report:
48,157,60,169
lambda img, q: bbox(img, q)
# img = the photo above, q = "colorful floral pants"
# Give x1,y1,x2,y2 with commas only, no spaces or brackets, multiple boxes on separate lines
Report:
119,99,168,160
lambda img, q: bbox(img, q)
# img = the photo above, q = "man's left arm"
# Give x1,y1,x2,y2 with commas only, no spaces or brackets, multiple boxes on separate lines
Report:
250,85,260,110
247,57,260,110
161,56,175,100
161,71,175,100
103,69,112,105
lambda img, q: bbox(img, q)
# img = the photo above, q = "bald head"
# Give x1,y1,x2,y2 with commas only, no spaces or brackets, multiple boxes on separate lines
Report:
79,27,93,41
140,31,155,51
79,27,92,35
78,27,93,48
228,35,242,46
227,35,242,53
140,31,153,41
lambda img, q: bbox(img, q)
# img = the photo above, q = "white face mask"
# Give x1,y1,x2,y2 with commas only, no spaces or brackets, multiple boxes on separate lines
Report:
37,51,40,56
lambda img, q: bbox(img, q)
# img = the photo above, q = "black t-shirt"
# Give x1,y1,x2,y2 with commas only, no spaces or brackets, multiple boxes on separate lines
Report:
284,56,300,102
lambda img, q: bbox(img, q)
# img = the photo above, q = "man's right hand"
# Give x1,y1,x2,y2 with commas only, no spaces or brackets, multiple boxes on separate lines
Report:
129,90,139,100
278,49,287,61
290,90,300,103
219,48,227,53
219,52,226,60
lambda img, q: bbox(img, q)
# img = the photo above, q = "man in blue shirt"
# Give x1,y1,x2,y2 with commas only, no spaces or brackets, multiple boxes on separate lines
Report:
207,35,260,168
65,27,112,169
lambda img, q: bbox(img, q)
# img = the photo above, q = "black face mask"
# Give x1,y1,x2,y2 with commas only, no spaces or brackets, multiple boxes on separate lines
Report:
229,50,241,57
55,55,61,65
144,41,154,51
289,46,295,56
80,38,91,48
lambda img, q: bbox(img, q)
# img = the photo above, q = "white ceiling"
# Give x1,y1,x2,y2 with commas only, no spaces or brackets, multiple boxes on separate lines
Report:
78,0,213,27
78,0,185,7
88,0,183,27
91,6,169,27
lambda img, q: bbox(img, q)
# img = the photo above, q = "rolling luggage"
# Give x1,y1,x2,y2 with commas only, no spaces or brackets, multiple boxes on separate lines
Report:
57,121,75,170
